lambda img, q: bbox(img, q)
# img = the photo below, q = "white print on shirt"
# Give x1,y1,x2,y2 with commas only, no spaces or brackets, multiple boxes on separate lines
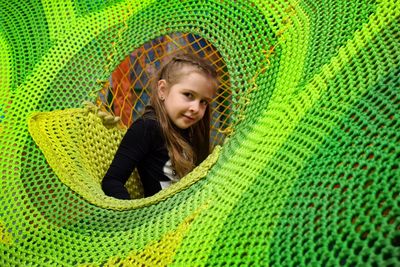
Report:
161,160,179,189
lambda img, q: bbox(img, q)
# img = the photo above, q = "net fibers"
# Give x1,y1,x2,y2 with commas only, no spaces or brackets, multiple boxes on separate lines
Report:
0,0,399,266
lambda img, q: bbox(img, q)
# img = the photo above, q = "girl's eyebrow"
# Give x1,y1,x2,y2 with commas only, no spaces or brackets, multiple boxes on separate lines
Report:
203,96,213,102
184,89,213,102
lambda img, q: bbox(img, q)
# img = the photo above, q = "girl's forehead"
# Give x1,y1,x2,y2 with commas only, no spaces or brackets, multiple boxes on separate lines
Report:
173,65,200,78
175,72,216,99
175,66,217,86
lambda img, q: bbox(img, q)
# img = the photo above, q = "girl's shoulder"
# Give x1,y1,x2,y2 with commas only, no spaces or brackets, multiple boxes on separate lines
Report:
125,115,163,145
140,105,157,120
140,107,159,125
129,108,161,134
132,116,159,130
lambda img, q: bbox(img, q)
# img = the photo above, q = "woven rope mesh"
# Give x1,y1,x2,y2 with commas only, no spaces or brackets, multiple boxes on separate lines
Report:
0,0,399,266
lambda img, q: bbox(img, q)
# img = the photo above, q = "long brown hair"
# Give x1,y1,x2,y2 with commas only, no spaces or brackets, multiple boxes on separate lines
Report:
144,53,218,178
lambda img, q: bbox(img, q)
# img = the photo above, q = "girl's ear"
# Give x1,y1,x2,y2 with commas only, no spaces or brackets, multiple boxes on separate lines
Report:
157,79,168,99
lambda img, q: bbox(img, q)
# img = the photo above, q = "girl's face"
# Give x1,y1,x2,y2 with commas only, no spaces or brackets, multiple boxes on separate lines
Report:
158,71,215,129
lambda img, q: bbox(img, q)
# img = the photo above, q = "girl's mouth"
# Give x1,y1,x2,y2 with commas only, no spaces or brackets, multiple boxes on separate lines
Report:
183,115,195,121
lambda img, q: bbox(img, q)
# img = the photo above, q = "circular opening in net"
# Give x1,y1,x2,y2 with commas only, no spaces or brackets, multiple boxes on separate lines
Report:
97,32,231,146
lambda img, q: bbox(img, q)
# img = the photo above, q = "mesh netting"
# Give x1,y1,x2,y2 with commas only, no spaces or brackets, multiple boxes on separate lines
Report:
0,0,399,266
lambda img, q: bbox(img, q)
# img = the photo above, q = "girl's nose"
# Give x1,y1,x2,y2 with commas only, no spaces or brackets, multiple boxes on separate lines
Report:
190,101,200,113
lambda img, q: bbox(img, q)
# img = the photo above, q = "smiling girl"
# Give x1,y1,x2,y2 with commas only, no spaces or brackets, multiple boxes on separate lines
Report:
102,53,218,199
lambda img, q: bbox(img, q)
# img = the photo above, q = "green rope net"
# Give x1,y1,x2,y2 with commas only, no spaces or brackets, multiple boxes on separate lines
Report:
1,0,399,266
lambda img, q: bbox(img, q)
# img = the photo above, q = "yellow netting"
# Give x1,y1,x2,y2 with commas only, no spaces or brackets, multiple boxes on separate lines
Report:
28,105,221,210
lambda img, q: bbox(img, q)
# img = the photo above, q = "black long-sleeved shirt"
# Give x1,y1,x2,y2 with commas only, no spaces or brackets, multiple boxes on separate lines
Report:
102,115,183,199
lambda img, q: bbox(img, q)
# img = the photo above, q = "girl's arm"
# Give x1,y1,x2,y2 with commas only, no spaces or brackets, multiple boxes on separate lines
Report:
102,118,151,199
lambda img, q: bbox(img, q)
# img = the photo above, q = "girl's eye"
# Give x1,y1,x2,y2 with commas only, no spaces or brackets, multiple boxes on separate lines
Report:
183,92,193,99
200,100,209,106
